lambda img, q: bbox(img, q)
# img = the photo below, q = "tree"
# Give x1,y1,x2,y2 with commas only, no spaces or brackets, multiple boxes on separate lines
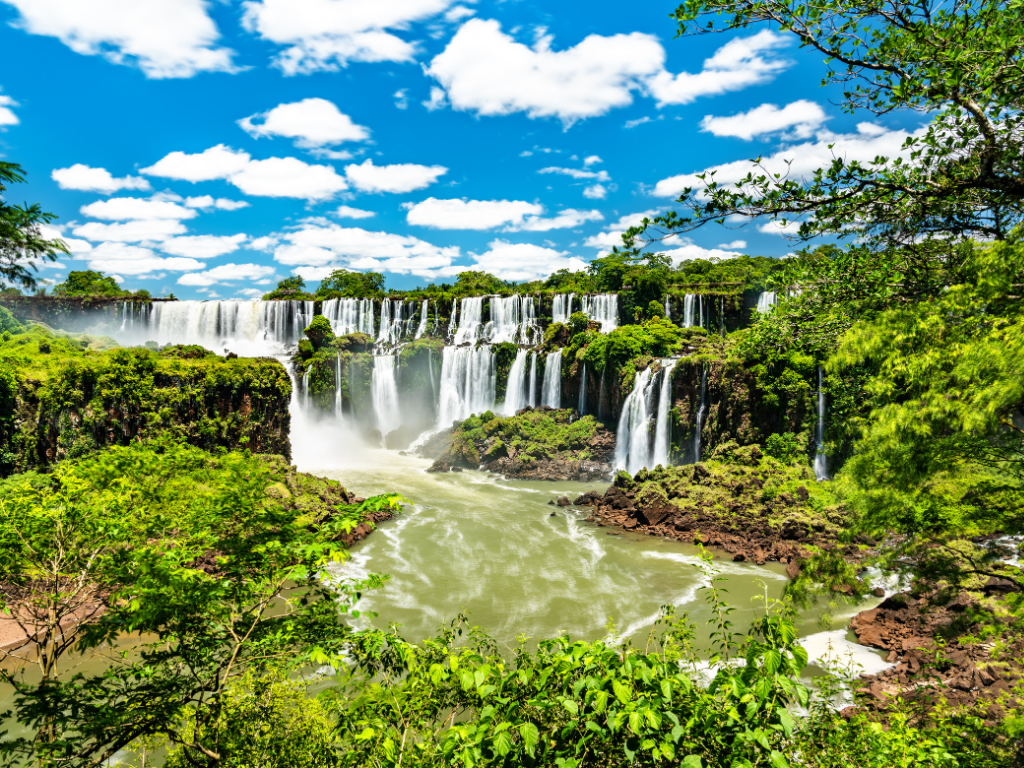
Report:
262,276,311,300
53,270,127,298
624,0,1024,253
316,269,385,298
0,440,404,767
453,271,504,295
0,162,68,290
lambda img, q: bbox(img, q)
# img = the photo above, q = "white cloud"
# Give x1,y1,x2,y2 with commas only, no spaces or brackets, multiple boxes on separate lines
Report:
0,92,18,127
583,210,658,250
274,222,460,278
759,219,801,235
335,205,376,219
394,89,408,110
159,234,249,258
249,236,279,251
645,30,790,106
538,166,610,182
345,158,446,193
238,98,371,148
4,0,236,78
516,208,603,232
468,240,588,281
241,0,455,74
700,100,827,140
444,5,474,23
72,219,189,242
184,195,250,210
230,157,348,199
177,262,275,286
38,224,93,254
51,164,151,194
80,197,198,221
719,239,747,248
423,86,447,111
404,198,543,229
583,155,602,166
582,184,606,199
658,242,745,264
425,20,791,125
653,123,926,198
142,145,251,182
89,256,206,275
290,265,339,280
237,287,264,297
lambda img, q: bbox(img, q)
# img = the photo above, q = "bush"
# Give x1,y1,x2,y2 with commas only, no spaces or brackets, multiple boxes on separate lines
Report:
764,432,802,463
304,315,335,350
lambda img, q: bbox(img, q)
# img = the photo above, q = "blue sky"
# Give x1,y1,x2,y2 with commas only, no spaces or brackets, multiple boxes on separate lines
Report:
0,0,924,298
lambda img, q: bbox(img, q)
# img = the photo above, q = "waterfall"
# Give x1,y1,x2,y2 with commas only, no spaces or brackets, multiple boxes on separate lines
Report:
447,298,457,340
520,296,537,344
698,296,704,328
814,366,829,481
541,349,562,408
301,368,311,411
597,367,606,422
690,366,709,463
371,354,401,440
528,352,538,408
415,299,429,339
503,349,529,416
755,291,777,314
322,298,374,336
142,300,312,355
454,296,485,345
436,345,496,427
664,296,671,319
488,295,527,344
682,295,696,328
376,299,392,344
580,294,619,332
335,354,343,418
577,363,587,414
615,369,654,476
552,293,574,324
652,361,677,468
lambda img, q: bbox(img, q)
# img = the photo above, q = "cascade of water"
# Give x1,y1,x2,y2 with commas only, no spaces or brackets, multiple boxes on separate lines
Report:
371,354,401,440
521,296,537,344
376,300,392,344
652,361,677,468
682,295,696,327
447,298,457,340
528,352,538,408
552,293,575,324
577,363,587,414
322,298,373,336
488,295,521,344
301,368,311,411
698,296,704,329
580,294,619,332
335,354,343,418
664,296,671,319
146,300,312,354
415,299,429,339
428,346,438,402
755,291,777,314
814,366,829,481
348,357,357,418
503,349,529,416
436,345,496,427
597,367,606,422
691,366,709,463
453,296,485,344
615,369,655,476
541,349,562,408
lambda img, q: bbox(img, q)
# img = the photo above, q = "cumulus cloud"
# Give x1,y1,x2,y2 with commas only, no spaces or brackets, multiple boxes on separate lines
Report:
538,166,610,182
759,219,802,235
404,198,544,229
80,197,198,221
345,158,446,193
4,0,236,78
51,164,151,194
177,262,276,286
335,205,376,219
425,20,791,124
583,155,602,166
241,0,455,74
0,92,17,127
583,210,659,250
238,98,371,148
700,100,827,140
516,208,603,232
468,240,589,281
230,157,349,199
719,239,747,248
142,145,252,182
37,224,93,254
653,123,926,198
89,256,205,275
72,219,189,242
290,265,343,281
159,234,249,258
658,241,745,264
273,222,460,279
184,195,250,210
582,184,606,199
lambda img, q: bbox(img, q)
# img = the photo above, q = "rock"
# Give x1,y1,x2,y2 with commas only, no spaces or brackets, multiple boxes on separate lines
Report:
427,459,451,473
547,500,556,506
733,552,746,562
786,559,802,580
556,496,570,507
873,587,886,597
550,512,557,517
452,466,463,473
983,577,1020,595
795,485,809,502
573,490,603,506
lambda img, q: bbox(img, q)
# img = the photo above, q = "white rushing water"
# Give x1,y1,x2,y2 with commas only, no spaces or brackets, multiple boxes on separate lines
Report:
414,299,429,339
144,300,314,355
580,294,619,332
578,363,587,414
690,366,709,464
552,293,574,324
488,295,537,345
755,291,777,314
503,349,529,416
372,353,402,438
652,361,677,468
814,366,829,481
453,296,485,345
615,368,654,475
542,349,562,408
528,351,538,408
682,295,701,328
322,298,374,337
437,345,496,427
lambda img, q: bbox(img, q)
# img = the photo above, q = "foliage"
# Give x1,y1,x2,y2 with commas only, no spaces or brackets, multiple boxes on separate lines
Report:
582,319,684,375
317,269,385,299
263,276,314,301
453,409,601,463
0,162,68,290
305,314,335,350
454,271,506,295
763,432,801,464
0,439,405,767
626,0,1024,253
53,270,130,298
0,304,24,335
672,255,781,291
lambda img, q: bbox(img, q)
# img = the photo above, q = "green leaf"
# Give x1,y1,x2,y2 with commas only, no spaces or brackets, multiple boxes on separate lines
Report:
493,730,512,757
682,755,703,768
520,722,539,757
